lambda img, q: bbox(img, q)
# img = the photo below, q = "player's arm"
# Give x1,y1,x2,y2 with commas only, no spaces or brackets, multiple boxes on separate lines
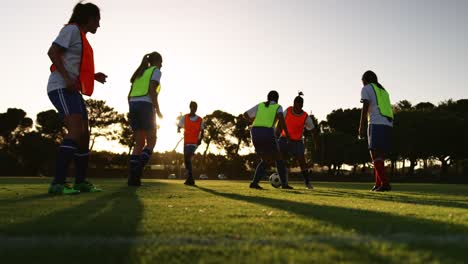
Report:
149,80,163,118
198,127,205,146
243,112,253,122
277,113,290,140
359,100,370,138
48,43,77,92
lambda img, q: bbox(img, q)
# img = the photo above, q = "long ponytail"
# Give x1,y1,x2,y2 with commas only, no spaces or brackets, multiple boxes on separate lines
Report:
130,52,162,83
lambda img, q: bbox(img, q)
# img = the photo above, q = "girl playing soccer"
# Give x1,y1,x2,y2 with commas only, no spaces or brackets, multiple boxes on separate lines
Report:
359,70,393,192
244,90,293,189
47,2,107,194
177,101,205,186
127,52,163,186
278,92,320,189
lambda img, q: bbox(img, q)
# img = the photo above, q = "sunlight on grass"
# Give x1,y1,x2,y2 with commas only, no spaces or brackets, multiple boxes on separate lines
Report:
0,178,467,263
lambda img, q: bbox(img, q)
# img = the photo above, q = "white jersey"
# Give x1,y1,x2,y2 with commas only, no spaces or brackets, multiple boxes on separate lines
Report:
361,84,393,127
47,25,82,93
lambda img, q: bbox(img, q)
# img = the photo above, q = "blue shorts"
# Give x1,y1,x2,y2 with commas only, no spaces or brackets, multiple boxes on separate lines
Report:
129,101,155,131
368,124,392,153
48,89,88,120
251,127,279,155
184,145,197,155
278,137,305,157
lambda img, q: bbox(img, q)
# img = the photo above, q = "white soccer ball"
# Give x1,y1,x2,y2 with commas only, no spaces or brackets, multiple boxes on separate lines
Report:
269,173,281,188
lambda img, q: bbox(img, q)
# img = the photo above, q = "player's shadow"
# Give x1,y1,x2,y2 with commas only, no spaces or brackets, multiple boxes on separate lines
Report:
1,185,145,263
0,193,54,206
313,189,468,210
196,186,468,263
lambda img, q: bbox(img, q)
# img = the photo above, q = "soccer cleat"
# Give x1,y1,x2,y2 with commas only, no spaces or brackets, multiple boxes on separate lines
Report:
184,178,196,186
74,181,102,193
128,175,138,186
48,183,80,195
305,183,314,190
370,185,380,191
281,184,294,189
249,183,263,190
375,184,391,192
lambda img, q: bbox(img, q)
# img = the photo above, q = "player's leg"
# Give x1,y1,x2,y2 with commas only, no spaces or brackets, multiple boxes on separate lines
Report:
250,127,275,189
128,102,145,186
183,145,196,185
72,97,101,192
47,89,82,194
369,124,391,192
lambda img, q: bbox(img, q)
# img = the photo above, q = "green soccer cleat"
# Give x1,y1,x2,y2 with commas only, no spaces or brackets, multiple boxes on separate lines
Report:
48,183,80,195
73,181,102,193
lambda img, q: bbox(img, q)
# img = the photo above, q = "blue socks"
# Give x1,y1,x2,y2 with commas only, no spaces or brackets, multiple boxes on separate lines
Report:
301,170,310,185
74,149,89,184
53,139,78,185
129,155,141,180
252,161,266,184
276,160,287,186
140,148,153,168
184,156,193,179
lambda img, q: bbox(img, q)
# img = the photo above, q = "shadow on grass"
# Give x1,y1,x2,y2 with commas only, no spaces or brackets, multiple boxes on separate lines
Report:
316,181,468,197
313,189,468,210
196,186,468,262
0,184,150,263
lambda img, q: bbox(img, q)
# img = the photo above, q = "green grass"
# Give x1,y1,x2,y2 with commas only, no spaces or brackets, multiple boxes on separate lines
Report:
0,178,467,263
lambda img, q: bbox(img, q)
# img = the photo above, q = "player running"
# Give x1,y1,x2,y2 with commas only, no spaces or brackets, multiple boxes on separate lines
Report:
244,90,293,189
127,52,163,186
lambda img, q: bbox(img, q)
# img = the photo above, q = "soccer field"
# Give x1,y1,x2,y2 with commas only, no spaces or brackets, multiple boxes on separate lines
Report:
0,178,467,263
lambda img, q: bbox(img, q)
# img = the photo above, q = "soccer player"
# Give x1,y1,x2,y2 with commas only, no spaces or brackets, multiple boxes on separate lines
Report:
244,90,293,189
278,92,320,189
47,2,107,194
127,52,163,186
177,101,205,186
359,70,393,192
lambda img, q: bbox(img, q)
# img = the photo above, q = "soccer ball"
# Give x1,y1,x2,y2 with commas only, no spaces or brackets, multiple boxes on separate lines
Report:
269,173,281,188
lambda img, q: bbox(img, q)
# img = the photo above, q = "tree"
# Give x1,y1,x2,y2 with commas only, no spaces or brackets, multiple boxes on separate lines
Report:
16,132,57,176
36,110,65,143
118,113,134,155
231,114,251,155
202,110,235,157
86,99,124,151
394,100,412,112
325,108,361,136
0,108,33,150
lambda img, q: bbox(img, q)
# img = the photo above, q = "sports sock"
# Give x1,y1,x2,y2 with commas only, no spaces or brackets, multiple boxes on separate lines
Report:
184,156,193,179
252,161,266,184
374,159,388,185
129,155,141,180
74,148,89,184
301,170,310,185
276,160,288,186
53,138,78,185
373,166,382,186
140,148,153,168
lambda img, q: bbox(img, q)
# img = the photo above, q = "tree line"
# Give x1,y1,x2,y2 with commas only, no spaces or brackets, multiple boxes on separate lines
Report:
0,98,467,180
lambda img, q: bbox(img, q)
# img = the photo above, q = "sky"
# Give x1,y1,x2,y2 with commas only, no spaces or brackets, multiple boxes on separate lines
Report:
1,0,467,153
